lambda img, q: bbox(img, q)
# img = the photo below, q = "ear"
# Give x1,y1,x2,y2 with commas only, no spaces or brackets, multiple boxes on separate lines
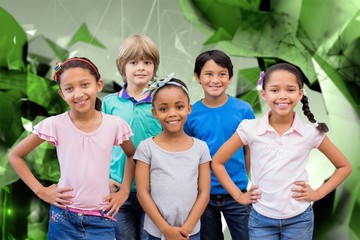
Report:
151,107,158,119
97,79,104,93
194,73,201,84
188,104,192,115
260,89,267,101
299,88,304,100
58,89,66,101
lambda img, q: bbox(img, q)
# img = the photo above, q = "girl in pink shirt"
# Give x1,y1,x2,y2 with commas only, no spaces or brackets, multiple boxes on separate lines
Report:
9,57,136,240
212,63,351,240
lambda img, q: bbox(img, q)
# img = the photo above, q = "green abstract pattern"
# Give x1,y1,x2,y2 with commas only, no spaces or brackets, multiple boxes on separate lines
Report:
0,1,360,239
0,7,109,239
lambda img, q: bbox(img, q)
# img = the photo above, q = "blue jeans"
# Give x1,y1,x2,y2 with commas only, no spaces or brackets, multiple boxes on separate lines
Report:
200,193,250,240
249,205,314,240
113,191,148,240
47,205,115,240
148,232,200,240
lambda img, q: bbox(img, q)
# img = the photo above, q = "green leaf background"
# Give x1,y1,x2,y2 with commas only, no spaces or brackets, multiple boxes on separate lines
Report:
1,1,359,239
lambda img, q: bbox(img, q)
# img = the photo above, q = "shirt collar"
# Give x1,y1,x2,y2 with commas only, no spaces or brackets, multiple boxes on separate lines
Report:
256,111,306,136
118,83,152,104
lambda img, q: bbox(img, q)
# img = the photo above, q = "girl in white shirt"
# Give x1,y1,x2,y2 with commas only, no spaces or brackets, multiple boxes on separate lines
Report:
211,62,351,240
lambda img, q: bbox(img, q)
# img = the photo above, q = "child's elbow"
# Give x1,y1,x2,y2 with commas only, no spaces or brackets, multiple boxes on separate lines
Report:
346,162,352,176
8,150,17,165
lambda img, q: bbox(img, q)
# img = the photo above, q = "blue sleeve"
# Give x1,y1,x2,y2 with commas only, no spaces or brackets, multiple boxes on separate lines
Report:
245,103,255,119
184,120,194,137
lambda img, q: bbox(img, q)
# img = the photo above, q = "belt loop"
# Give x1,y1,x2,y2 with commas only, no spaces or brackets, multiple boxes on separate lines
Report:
65,206,69,217
100,210,105,220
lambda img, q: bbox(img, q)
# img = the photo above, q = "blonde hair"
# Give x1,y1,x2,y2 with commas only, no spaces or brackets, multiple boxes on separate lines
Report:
116,34,160,82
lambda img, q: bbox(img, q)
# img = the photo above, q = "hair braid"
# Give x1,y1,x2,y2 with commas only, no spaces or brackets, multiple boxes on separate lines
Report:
300,95,329,133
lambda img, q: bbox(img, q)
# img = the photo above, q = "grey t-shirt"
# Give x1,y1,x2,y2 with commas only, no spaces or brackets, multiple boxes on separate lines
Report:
134,137,211,238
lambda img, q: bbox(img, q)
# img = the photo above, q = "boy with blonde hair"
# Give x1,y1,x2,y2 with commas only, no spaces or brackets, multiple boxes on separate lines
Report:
102,34,162,240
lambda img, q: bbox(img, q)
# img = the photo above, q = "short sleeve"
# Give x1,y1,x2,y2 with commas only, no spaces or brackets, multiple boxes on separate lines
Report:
313,130,326,148
184,121,194,137
33,117,57,146
114,118,133,146
134,139,151,164
245,104,255,120
198,139,211,164
236,119,251,145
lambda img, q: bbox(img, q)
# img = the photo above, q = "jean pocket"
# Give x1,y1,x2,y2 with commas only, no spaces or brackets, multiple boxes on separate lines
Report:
49,205,66,223
249,207,262,227
299,205,314,222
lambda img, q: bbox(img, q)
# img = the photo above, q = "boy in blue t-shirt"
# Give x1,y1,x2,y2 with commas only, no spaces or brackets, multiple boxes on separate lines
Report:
184,50,255,240
102,34,162,240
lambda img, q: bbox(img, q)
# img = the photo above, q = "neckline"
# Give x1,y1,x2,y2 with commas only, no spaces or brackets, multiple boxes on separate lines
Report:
65,111,104,136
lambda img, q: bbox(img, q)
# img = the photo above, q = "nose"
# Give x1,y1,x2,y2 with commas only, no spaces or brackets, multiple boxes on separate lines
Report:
74,88,84,98
167,107,177,117
278,90,287,99
210,75,220,83
137,62,144,70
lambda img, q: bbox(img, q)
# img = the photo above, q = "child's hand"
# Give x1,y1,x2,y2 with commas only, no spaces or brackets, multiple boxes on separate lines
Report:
163,226,190,240
236,185,261,205
292,181,319,202
102,189,129,217
37,184,73,208
179,227,191,239
109,179,121,193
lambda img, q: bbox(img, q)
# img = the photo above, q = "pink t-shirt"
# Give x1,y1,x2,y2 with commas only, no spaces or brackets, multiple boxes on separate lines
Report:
237,112,325,219
33,112,133,210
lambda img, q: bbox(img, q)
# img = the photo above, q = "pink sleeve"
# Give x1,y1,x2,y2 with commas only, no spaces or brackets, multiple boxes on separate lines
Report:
33,118,57,146
114,120,133,145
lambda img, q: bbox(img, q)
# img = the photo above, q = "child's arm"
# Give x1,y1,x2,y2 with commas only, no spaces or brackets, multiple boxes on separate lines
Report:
244,145,251,175
212,132,261,205
8,134,73,207
103,139,136,217
180,161,211,237
292,135,352,202
136,161,188,240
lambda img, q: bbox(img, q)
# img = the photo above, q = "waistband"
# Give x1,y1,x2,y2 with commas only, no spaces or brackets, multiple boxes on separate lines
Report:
67,207,116,221
210,190,247,200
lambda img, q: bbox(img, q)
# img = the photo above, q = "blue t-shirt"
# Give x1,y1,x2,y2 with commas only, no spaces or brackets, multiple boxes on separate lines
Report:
102,86,162,191
184,95,255,194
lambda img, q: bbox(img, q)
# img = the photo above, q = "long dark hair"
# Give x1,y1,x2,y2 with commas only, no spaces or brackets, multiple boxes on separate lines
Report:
261,63,329,133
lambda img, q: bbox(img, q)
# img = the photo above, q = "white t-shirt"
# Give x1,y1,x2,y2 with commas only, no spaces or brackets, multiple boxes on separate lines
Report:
237,111,325,219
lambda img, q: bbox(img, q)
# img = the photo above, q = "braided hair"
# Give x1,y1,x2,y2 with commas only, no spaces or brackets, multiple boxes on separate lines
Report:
260,63,329,133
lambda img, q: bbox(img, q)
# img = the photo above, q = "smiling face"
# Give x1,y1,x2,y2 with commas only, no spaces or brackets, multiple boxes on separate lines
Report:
58,67,103,114
152,85,191,134
195,59,232,102
261,69,303,118
124,58,155,89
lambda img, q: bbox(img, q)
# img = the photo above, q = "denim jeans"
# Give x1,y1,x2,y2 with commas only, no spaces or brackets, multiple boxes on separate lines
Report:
47,205,115,240
200,194,250,240
113,191,148,240
249,205,314,240
148,232,200,240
